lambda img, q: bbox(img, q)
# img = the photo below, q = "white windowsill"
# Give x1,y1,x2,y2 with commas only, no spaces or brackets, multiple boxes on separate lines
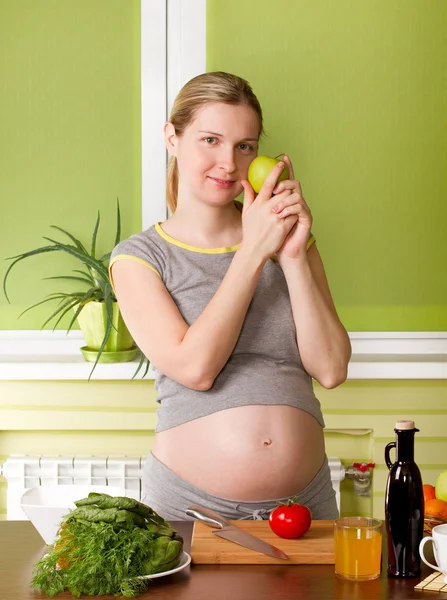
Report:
0,331,156,381
0,331,446,381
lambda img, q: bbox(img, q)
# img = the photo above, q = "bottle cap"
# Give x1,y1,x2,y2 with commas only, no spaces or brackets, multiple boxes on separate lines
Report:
395,420,415,430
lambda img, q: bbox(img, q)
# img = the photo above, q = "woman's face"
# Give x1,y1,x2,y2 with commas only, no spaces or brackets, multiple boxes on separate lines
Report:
166,102,260,207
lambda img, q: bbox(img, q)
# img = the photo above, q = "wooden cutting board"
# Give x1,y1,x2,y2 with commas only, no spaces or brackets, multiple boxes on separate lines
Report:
190,519,335,564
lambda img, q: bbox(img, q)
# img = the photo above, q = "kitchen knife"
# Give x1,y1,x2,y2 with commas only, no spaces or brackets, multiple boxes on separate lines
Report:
186,505,289,560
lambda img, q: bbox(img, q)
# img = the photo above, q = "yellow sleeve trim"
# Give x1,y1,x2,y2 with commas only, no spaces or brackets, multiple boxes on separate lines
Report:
307,235,316,250
109,255,161,294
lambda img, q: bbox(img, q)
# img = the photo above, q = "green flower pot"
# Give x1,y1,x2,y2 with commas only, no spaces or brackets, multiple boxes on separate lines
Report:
80,346,138,364
76,301,135,360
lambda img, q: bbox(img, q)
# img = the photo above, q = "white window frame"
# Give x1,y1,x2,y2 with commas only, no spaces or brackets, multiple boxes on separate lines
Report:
140,0,206,229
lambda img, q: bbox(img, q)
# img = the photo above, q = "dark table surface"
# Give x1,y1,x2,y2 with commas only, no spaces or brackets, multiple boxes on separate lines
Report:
0,520,445,600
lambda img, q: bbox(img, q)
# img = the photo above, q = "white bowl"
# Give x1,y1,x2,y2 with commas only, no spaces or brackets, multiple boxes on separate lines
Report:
20,485,131,545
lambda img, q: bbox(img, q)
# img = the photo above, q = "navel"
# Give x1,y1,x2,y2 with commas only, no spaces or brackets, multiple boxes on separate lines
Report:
263,438,273,447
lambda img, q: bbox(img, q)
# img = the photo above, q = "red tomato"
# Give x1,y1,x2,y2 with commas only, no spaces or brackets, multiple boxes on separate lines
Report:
269,499,312,539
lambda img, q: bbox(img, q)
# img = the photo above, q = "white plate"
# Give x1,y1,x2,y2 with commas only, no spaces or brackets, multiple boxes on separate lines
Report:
135,551,191,580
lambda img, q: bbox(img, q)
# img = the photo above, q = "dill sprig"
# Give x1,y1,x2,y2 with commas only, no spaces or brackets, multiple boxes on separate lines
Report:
30,494,183,598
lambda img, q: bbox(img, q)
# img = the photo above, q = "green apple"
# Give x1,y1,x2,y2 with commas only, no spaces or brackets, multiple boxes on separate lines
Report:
436,470,447,501
247,155,290,194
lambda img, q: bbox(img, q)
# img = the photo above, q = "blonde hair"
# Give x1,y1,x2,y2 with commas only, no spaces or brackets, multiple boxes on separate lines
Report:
166,71,264,213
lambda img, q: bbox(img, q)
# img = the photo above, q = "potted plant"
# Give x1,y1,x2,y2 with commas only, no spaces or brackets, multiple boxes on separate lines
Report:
2,200,149,379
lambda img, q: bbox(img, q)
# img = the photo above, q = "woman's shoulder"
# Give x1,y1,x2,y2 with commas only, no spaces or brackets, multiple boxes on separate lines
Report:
109,223,171,281
111,224,164,259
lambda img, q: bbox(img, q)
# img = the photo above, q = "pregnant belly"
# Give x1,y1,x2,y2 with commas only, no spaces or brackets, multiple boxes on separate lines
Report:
152,405,326,501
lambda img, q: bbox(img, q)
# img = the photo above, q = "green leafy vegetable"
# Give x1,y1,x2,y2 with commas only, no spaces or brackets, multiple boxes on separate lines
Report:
68,506,147,528
75,492,154,519
31,494,183,598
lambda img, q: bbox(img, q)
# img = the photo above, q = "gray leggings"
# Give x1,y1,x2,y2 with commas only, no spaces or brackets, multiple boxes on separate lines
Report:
142,452,339,521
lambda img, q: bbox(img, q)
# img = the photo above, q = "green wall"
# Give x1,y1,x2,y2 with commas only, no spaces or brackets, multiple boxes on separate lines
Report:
207,0,447,331
0,0,141,329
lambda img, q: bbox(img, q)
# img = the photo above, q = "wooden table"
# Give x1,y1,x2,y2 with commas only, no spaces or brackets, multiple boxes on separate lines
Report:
1,520,445,599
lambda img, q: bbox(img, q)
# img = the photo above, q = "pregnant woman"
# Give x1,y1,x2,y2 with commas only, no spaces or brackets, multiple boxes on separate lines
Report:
110,71,351,521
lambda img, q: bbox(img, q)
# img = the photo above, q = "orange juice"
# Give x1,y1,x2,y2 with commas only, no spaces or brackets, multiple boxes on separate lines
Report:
334,521,382,581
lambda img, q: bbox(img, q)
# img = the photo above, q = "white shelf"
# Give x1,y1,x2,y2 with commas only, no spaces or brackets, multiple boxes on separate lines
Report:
0,331,446,381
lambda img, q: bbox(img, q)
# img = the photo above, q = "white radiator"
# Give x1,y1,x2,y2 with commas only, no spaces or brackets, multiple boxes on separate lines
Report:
1,454,344,519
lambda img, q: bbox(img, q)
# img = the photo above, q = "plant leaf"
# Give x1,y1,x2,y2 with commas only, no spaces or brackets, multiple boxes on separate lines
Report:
88,309,113,380
132,351,150,380
3,246,61,302
142,359,150,378
37,292,92,330
17,294,75,319
49,295,95,332
103,286,118,334
17,290,92,321
43,275,94,287
77,288,98,305
50,225,88,254
66,301,88,334
114,198,121,247
91,211,100,259
41,238,109,280
5,245,61,261
95,276,116,303
104,280,116,302
46,298,83,331
72,269,95,284
44,287,96,331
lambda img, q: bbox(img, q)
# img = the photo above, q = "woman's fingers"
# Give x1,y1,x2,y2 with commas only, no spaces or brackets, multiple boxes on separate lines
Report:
299,195,311,213
271,192,302,214
282,153,295,181
257,161,287,201
278,204,309,219
272,192,301,213
275,197,312,221
240,180,256,213
273,179,303,195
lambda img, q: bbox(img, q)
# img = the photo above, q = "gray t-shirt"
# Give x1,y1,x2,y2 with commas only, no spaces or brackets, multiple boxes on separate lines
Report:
110,223,324,433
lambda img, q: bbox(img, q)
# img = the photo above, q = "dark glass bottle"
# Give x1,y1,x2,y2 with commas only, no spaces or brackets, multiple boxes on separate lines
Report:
385,420,424,578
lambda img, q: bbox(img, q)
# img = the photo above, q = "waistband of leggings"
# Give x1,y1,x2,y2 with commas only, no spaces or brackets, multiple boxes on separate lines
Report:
147,451,331,510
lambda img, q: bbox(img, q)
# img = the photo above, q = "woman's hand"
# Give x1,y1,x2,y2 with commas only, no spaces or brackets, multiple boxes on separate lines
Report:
240,161,298,264
271,154,313,263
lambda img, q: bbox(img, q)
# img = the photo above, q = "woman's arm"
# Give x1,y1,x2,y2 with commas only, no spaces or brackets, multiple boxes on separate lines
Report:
111,164,297,391
111,247,265,391
279,244,352,388
270,154,351,388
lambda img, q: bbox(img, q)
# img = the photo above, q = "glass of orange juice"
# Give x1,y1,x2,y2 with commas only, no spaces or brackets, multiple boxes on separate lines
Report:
334,517,383,581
